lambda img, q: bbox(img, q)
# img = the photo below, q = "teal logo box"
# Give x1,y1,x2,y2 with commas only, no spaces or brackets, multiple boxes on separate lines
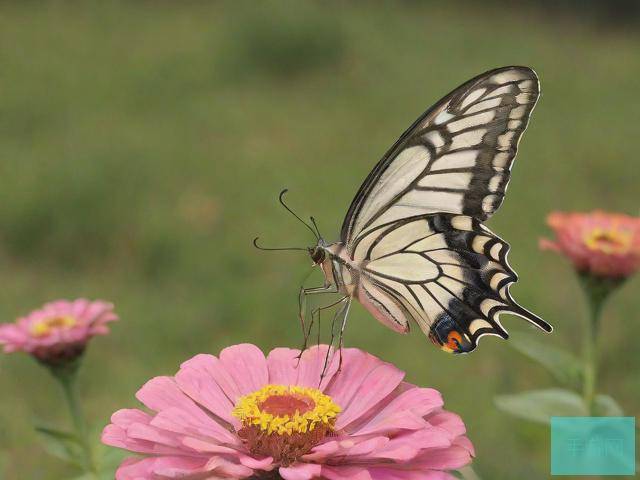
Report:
551,417,635,476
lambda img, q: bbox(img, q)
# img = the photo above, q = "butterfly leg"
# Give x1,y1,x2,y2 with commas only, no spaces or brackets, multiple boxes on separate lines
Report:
297,284,338,359
337,297,353,372
320,296,351,381
309,295,348,344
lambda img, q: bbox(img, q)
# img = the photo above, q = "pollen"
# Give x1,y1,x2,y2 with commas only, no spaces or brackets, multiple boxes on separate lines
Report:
583,227,632,255
29,315,77,338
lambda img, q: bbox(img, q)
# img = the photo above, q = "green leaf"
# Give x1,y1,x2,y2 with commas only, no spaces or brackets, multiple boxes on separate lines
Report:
594,394,624,416
509,331,583,387
35,424,79,442
34,424,83,466
495,388,587,424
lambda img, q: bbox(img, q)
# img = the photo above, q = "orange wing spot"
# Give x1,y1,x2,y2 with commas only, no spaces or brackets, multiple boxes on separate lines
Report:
446,331,463,352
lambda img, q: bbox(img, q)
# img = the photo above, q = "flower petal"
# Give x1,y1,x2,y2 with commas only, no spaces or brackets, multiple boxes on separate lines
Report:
454,435,475,457
179,438,274,472
329,354,405,429
102,409,189,455
0,324,27,351
412,443,474,470
219,343,269,396
427,411,467,439
322,465,373,480
369,467,457,480
370,427,452,461
115,456,209,480
135,376,194,411
304,437,387,462
186,353,244,403
324,349,378,405
204,455,255,477
151,407,237,445
279,463,322,480
175,354,237,425
115,457,151,480
267,347,301,385
350,387,443,435
296,344,340,389
137,376,238,444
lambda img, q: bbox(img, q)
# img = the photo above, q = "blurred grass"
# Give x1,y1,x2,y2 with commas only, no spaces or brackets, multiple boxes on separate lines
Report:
0,1,639,479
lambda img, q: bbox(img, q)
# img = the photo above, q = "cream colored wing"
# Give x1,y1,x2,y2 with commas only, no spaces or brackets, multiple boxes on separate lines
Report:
355,214,551,353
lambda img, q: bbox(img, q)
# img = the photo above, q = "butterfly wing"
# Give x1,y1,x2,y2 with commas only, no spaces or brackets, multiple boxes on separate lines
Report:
355,214,551,353
341,66,540,247
341,66,550,351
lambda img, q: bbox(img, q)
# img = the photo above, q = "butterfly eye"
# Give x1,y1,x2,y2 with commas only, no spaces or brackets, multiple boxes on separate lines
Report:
310,248,325,265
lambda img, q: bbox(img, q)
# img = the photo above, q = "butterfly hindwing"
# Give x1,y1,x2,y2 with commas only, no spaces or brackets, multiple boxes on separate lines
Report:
341,66,540,250
355,214,550,353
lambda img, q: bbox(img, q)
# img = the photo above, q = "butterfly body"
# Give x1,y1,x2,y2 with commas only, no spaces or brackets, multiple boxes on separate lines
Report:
309,242,354,295
288,66,553,354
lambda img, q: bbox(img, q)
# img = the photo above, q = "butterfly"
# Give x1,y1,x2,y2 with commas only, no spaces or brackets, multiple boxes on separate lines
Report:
256,66,553,354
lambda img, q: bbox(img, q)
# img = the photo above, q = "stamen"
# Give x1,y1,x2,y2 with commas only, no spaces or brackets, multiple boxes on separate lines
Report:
232,385,340,465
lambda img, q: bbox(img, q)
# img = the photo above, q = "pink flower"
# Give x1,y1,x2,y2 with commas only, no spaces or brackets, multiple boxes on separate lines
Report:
540,210,640,278
0,299,118,365
102,344,473,480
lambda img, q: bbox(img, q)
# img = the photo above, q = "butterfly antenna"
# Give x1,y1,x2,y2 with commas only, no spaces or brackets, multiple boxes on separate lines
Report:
310,216,323,240
253,237,307,252
279,189,319,240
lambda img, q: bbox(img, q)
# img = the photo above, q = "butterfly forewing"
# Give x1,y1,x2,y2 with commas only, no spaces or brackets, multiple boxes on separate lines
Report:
336,66,551,352
341,66,540,249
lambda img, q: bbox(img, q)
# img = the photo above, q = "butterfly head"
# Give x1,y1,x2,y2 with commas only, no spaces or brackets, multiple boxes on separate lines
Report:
428,314,475,354
308,245,326,265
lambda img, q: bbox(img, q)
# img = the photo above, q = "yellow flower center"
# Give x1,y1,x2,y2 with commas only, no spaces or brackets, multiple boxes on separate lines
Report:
233,384,340,435
232,385,340,465
583,227,632,255
29,315,77,338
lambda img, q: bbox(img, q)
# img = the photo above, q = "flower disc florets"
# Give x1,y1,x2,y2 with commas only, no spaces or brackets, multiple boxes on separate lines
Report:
232,384,340,465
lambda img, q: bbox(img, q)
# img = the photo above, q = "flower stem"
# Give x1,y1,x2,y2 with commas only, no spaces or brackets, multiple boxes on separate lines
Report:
582,296,601,415
50,363,98,476
578,274,621,415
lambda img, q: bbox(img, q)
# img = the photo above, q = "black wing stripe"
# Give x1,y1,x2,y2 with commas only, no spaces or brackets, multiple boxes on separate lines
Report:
416,187,468,193
436,277,507,334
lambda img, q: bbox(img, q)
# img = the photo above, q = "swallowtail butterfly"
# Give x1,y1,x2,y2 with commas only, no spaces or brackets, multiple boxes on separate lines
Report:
258,66,552,354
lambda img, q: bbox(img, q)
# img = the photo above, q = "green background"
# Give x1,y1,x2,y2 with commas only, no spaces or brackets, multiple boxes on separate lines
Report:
0,1,638,479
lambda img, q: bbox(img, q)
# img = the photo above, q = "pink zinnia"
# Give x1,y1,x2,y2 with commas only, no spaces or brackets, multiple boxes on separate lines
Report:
0,299,118,365
102,344,474,479
540,210,640,278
